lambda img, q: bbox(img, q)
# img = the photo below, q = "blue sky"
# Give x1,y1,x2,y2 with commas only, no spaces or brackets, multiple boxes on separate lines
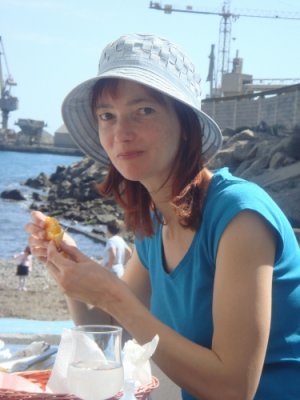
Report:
1,0,299,134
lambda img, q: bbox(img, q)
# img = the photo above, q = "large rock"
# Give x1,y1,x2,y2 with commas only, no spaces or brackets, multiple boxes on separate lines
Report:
1,189,26,201
209,126,300,226
25,172,50,189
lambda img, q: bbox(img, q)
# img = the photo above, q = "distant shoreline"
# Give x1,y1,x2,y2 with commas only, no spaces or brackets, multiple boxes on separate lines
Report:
0,143,84,157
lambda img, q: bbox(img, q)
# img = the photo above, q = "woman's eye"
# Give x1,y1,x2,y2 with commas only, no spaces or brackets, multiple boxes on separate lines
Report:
99,112,113,121
140,107,154,115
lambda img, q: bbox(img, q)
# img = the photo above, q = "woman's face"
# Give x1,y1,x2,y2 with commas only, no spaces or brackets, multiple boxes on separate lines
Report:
94,80,182,192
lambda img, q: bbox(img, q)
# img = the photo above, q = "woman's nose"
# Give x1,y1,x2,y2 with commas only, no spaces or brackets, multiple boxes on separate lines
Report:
114,116,135,141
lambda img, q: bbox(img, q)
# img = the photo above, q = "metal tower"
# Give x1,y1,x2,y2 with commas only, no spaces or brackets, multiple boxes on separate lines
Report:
149,1,300,92
0,36,18,131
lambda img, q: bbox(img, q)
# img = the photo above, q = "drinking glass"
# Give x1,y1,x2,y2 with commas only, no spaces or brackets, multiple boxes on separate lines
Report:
67,325,124,400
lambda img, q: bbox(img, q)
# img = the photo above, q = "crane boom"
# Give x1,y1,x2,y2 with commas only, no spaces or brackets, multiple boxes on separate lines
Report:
0,36,18,131
149,1,300,91
149,2,300,19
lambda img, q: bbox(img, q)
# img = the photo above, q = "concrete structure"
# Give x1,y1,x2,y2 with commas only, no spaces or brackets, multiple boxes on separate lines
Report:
54,124,78,149
221,54,253,97
203,83,300,131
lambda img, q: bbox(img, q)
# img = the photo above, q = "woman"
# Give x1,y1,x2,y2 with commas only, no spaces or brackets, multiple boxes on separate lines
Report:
26,34,300,400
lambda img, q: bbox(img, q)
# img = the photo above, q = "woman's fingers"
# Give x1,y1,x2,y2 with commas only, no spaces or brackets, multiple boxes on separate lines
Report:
46,241,79,292
25,211,47,242
31,210,47,226
28,236,48,260
46,241,64,275
26,211,50,262
60,240,88,262
25,222,45,240
60,231,77,248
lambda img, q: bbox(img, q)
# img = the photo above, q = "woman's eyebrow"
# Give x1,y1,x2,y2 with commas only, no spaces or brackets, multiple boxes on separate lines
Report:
95,97,155,111
95,102,111,111
127,97,154,105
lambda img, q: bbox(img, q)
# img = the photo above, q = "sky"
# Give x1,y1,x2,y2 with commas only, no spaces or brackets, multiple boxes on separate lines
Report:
1,0,299,134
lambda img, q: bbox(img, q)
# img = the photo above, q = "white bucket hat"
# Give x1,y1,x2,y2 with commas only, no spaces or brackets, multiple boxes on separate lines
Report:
62,33,222,166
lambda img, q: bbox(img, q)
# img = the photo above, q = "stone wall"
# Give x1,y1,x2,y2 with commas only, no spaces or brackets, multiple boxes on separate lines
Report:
202,84,300,130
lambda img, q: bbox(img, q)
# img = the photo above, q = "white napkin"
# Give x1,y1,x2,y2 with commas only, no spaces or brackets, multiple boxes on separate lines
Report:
47,329,159,394
122,335,159,387
47,329,106,393
0,341,55,373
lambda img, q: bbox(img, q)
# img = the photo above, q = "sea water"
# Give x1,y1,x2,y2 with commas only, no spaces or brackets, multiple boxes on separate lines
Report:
0,151,104,259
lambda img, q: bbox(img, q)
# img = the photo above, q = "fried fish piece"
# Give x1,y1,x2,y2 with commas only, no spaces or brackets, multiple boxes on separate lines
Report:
44,216,64,248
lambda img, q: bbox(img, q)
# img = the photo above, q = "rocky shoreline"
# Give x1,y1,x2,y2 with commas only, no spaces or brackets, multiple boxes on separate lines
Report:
1,125,299,243
24,157,134,243
212,126,300,229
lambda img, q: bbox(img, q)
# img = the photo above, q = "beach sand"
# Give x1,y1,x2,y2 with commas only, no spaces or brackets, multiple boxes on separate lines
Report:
0,258,69,320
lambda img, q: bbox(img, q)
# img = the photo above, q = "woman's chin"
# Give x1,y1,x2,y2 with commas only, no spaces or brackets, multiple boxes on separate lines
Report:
121,172,143,182
115,166,146,182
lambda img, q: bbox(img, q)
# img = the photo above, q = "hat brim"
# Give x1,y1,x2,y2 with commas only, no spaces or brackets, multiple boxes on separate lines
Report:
62,68,222,166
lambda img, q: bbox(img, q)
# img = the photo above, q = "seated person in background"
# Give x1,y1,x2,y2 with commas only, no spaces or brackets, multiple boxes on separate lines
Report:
102,220,132,277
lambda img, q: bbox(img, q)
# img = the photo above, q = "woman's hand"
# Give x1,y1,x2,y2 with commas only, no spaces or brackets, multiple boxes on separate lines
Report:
25,210,78,262
46,240,123,312
26,210,122,310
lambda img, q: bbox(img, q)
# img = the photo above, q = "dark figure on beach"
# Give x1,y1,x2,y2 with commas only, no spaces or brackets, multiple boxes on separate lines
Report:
14,245,32,291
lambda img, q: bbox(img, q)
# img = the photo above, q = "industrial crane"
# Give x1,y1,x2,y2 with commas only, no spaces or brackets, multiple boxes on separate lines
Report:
149,1,300,93
0,36,18,132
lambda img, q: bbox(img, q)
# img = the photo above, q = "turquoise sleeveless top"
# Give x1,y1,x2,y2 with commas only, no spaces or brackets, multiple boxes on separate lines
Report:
135,168,300,399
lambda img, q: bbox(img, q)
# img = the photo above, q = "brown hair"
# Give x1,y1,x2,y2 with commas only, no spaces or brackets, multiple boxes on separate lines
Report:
24,246,31,254
93,79,211,237
107,220,121,235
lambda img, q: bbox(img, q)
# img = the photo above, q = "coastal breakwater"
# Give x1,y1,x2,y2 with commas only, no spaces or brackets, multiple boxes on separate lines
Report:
203,83,300,131
0,143,84,157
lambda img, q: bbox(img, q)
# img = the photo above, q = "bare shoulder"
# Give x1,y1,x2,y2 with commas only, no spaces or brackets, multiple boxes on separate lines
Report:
217,210,276,268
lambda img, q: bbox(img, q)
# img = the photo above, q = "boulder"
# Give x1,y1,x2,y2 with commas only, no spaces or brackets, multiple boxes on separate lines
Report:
209,126,300,227
1,189,26,201
25,172,50,189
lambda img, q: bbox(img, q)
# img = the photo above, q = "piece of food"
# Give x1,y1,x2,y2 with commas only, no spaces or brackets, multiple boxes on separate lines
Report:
44,216,64,248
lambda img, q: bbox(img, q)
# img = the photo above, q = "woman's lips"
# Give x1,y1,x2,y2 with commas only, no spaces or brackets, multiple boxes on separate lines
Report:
117,150,144,160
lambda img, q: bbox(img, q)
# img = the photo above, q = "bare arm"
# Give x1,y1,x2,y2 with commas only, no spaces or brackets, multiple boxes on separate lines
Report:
103,246,116,270
64,248,150,325
124,245,133,266
102,211,275,400
28,210,275,400
104,242,132,269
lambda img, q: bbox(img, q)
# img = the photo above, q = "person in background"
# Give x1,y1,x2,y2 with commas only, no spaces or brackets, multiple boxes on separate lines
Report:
26,33,300,400
102,220,132,277
14,245,32,291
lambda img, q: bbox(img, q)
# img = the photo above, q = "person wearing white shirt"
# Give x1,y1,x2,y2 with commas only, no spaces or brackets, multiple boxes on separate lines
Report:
102,220,132,277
